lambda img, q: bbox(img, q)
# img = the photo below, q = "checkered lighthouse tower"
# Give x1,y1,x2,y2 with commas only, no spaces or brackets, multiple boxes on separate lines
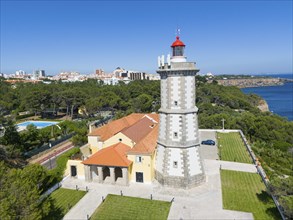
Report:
155,36,205,188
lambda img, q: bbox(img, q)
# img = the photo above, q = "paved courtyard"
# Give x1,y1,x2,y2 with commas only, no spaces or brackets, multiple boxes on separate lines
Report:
62,130,257,220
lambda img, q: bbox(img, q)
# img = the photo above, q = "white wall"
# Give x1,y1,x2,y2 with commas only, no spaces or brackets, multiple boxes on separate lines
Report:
185,76,194,109
187,147,202,176
169,114,182,141
170,76,180,109
161,78,168,109
186,113,196,141
159,114,166,141
155,144,164,173
167,148,184,176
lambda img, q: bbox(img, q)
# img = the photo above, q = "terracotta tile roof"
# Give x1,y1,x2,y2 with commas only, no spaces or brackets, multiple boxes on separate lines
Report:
82,142,132,167
88,113,159,141
127,123,159,154
121,116,157,143
88,113,145,141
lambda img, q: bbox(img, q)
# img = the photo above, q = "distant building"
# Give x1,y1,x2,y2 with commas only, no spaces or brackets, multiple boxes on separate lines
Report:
95,69,104,75
128,71,147,80
101,76,120,85
112,67,152,81
113,67,126,77
148,74,160,81
206,72,214,77
15,70,26,76
33,70,45,78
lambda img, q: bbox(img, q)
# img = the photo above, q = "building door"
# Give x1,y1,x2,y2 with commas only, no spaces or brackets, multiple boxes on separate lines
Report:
71,166,77,177
136,172,143,183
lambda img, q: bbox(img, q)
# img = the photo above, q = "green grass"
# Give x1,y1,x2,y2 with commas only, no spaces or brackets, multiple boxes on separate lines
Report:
91,194,171,220
221,170,280,220
46,188,87,220
218,132,252,163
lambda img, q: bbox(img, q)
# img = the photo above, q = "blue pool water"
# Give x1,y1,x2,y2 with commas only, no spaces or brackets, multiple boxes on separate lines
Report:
17,121,59,130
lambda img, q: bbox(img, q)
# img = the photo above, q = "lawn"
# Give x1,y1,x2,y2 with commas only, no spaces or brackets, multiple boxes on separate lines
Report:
45,188,87,220
217,132,252,163
220,170,280,220
91,194,171,220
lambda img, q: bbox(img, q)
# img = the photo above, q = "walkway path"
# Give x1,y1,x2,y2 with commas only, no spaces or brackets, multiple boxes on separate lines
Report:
62,158,254,220
205,159,257,174
29,141,74,165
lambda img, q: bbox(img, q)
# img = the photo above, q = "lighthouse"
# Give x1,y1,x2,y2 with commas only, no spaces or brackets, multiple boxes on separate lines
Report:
155,35,205,188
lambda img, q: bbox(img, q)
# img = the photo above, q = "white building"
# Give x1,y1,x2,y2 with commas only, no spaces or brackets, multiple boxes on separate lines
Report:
33,70,45,78
15,70,26,76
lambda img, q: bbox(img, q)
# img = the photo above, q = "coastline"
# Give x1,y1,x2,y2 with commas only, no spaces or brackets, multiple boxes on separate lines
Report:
241,82,293,121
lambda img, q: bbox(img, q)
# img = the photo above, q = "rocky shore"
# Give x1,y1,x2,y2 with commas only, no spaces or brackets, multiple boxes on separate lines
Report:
257,99,269,112
217,78,284,88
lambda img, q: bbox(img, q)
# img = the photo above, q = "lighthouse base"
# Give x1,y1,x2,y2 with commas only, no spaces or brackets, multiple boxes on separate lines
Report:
155,171,205,189
155,144,205,189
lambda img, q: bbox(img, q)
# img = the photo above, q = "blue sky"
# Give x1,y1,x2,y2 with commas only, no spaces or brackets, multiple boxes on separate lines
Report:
1,1,292,75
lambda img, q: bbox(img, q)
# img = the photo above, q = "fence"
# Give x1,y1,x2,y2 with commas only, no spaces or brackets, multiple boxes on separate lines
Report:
40,175,70,201
238,130,286,220
25,133,75,158
93,115,114,127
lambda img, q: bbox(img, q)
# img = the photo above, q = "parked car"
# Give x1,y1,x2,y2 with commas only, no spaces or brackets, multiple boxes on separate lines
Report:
201,140,216,145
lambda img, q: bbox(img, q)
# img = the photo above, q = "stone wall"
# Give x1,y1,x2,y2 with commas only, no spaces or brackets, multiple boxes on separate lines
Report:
155,170,205,189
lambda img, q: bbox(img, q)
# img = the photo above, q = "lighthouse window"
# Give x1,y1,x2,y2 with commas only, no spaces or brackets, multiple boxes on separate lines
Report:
174,132,178,138
174,101,178,106
173,161,178,168
173,46,184,56
136,156,142,163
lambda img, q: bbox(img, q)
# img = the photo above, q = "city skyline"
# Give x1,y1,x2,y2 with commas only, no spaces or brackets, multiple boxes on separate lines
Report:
1,1,292,75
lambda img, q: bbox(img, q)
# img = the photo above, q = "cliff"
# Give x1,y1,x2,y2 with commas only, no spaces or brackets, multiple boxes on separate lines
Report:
257,99,269,112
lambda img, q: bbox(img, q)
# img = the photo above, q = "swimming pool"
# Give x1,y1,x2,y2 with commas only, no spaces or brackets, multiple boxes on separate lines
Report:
17,121,59,131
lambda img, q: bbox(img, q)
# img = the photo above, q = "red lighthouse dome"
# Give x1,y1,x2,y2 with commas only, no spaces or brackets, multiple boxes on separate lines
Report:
171,36,185,58
171,36,185,47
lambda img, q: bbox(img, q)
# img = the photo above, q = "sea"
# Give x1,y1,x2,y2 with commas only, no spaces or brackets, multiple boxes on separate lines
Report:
241,73,293,121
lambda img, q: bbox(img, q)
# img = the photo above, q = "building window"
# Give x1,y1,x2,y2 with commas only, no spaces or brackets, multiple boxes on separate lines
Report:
174,101,178,106
119,138,122,142
174,132,178,138
136,156,142,163
173,161,178,168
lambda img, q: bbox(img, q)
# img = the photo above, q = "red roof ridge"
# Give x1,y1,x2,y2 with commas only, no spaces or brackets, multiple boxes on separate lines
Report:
143,114,158,124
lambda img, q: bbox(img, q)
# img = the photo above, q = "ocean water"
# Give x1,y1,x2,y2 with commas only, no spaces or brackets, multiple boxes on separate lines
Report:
241,74,293,121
